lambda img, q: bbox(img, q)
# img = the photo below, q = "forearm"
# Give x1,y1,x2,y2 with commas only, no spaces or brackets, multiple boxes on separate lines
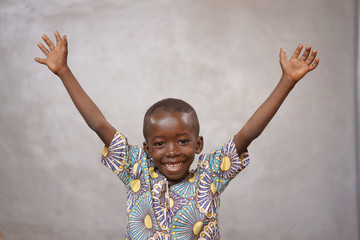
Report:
234,75,295,153
58,67,116,146
233,44,319,154
36,32,116,146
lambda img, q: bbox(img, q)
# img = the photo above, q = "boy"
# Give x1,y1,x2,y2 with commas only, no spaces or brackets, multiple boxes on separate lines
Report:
35,31,319,239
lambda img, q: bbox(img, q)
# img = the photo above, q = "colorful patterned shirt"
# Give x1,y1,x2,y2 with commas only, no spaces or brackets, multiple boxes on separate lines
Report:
101,132,250,240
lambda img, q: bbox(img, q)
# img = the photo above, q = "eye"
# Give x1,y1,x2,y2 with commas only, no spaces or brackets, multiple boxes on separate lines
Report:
178,139,190,144
154,142,164,147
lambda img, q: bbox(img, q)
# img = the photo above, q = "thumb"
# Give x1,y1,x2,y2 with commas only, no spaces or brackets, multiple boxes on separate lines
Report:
35,57,46,64
63,35,68,44
279,48,287,61
279,48,287,66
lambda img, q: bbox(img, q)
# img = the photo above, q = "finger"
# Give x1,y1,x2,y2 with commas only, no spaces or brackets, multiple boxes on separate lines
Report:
54,31,61,46
300,45,311,61
62,34,68,48
42,34,55,50
290,44,303,59
38,42,49,55
34,57,46,64
279,48,287,64
305,48,317,65
308,57,320,71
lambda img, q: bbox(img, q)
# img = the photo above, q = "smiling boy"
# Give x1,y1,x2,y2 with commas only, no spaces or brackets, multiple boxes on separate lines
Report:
143,99,203,186
100,98,249,239
35,31,319,239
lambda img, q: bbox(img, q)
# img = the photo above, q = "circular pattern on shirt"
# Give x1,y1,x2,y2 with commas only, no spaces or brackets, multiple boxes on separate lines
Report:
100,132,127,174
151,179,188,231
171,201,207,239
167,191,188,216
171,171,196,198
128,192,158,239
216,140,249,180
151,180,169,230
148,231,171,240
127,162,148,210
198,220,219,240
196,168,218,218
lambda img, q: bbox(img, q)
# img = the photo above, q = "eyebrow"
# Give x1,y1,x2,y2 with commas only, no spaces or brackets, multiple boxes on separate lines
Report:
151,132,191,141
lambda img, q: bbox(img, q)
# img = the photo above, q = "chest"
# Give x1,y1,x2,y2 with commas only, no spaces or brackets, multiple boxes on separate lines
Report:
126,170,221,240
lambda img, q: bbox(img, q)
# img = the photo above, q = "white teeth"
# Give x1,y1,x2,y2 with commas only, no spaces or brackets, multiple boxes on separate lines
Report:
164,162,184,168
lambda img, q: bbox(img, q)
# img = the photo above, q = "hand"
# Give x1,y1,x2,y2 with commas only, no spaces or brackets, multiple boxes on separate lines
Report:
35,31,68,76
279,44,319,84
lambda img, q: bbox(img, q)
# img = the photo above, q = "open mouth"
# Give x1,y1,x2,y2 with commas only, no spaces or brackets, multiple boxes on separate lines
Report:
163,161,185,171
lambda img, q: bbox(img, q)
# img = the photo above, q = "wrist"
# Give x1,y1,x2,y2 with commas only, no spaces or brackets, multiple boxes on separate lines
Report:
280,74,297,89
57,65,71,79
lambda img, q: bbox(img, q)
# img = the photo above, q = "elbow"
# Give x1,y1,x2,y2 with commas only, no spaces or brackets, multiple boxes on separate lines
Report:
238,127,259,144
234,128,255,154
90,120,116,146
88,119,109,134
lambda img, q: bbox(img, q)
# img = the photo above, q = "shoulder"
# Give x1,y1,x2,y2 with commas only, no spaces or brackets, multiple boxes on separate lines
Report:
197,138,250,179
101,131,148,174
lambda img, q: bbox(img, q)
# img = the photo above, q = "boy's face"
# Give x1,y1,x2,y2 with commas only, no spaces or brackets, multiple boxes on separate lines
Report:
143,111,203,186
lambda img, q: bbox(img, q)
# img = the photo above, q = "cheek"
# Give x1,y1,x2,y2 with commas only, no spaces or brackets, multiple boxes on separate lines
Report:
147,146,160,157
151,157,163,170
149,151,162,164
183,148,196,161
151,148,162,156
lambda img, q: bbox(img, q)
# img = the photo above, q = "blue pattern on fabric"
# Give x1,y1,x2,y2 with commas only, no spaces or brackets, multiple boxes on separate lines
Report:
101,132,250,240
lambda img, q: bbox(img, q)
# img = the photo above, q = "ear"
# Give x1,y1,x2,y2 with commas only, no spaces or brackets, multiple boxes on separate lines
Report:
195,136,204,154
143,141,152,158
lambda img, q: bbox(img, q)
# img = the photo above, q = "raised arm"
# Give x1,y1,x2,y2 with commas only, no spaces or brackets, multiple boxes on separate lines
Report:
35,31,116,146
234,44,319,154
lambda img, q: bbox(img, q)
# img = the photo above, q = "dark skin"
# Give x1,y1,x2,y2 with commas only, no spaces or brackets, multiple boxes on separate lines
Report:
143,111,203,186
234,45,319,154
35,32,116,144
35,31,319,186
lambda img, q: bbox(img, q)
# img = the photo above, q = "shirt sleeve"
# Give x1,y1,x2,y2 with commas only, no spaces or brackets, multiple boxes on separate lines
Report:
100,131,143,185
203,138,250,194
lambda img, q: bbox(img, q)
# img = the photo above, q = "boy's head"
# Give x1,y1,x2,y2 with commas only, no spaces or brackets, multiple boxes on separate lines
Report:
143,98,203,186
143,98,200,139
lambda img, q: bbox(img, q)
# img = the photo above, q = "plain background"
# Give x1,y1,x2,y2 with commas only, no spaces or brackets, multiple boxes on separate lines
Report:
0,0,359,239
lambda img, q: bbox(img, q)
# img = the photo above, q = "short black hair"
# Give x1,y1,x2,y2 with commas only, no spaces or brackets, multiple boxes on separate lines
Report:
143,98,200,140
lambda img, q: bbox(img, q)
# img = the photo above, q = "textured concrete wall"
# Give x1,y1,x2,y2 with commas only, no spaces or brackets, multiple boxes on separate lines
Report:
0,0,358,239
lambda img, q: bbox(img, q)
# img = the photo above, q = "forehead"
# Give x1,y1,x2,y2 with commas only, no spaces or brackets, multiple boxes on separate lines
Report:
147,111,197,135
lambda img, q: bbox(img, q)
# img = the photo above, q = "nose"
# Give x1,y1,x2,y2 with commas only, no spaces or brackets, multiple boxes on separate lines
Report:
166,142,180,157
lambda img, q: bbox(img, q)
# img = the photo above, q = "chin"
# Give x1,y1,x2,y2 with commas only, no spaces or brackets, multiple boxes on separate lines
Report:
163,169,190,184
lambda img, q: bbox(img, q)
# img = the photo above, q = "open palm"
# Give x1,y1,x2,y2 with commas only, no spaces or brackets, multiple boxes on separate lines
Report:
35,31,68,75
280,44,319,83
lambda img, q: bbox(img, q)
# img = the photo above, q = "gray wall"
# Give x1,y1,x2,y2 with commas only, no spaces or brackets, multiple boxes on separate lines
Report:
0,0,358,239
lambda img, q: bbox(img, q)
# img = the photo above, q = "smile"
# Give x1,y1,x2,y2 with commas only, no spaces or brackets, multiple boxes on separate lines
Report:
163,162,184,171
